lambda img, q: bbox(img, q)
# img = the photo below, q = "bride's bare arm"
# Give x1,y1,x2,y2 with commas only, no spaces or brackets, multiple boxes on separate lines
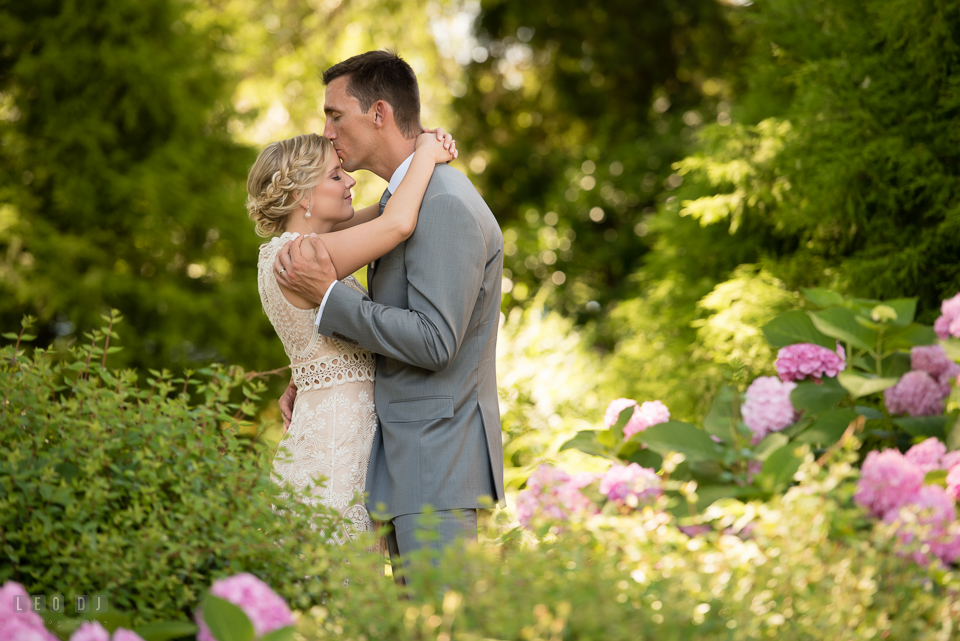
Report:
313,133,456,280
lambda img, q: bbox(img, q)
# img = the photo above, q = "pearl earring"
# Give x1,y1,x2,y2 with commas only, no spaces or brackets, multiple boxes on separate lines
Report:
305,204,312,219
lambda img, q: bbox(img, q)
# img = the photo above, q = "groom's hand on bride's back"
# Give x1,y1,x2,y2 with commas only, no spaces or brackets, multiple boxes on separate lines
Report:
274,234,338,305
279,378,297,434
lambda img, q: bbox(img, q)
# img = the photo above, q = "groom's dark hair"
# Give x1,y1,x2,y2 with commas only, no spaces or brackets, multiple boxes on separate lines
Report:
322,50,422,139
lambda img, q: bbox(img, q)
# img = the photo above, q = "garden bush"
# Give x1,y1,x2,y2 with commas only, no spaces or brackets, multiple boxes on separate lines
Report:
0,314,346,630
294,449,960,640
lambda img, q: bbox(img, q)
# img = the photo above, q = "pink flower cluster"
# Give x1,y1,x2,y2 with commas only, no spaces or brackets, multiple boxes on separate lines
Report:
598,463,662,507
0,583,146,641
0,581,59,641
934,293,960,339
741,376,797,443
196,573,293,641
855,439,960,565
517,463,664,529
603,398,671,439
775,342,846,383
516,465,600,530
68,623,144,641
884,346,959,417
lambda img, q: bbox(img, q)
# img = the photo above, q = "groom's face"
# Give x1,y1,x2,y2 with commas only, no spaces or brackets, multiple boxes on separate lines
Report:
322,76,374,173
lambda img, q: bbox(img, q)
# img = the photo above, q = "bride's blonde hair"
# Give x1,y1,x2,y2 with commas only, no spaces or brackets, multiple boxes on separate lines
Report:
246,133,334,237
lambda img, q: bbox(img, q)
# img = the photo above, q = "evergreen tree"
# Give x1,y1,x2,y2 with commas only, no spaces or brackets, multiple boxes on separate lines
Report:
0,0,280,370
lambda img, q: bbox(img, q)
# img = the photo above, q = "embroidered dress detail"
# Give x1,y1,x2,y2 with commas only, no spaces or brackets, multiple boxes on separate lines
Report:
257,232,382,551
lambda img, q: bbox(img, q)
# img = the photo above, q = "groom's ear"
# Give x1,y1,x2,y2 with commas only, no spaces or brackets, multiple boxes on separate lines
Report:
372,100,393,130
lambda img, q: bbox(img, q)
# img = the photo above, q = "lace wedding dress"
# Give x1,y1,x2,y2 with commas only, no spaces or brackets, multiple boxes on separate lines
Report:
258,232,382,550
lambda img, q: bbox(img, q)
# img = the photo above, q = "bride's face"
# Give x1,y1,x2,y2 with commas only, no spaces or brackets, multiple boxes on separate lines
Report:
307,153,356,226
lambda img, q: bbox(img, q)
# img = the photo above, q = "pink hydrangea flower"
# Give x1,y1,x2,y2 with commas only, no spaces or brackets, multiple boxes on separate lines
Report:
195,573,293,641
905,437,948,474
911,345,960,395
625,401,671,439
516,465,600,530
69,622,110,641
883,484,960,566
602,398,670,440
943,451,960,471
934,293,960,340
775,342,846,383
599,463,661,507
0,582,59,641
741,376,797,443
603,398,637,428
947,465,960,502
884,370,946,417
854,449,924,517
111,631,146,641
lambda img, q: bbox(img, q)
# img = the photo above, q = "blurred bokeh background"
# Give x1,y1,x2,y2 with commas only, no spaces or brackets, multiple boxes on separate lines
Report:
2,0,959,480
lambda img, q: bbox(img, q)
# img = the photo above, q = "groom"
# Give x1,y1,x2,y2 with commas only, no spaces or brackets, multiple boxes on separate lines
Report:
275,50,505,574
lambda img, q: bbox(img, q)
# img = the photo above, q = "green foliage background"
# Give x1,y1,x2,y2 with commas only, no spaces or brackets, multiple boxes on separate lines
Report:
2,0,960,433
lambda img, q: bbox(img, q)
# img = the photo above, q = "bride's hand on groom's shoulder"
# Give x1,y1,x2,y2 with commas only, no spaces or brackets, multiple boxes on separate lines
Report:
418,127,458,163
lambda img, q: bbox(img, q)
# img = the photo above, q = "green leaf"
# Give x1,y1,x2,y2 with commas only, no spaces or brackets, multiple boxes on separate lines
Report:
808,308,877,352
794,409,858,446
878,352,911,379
892,416,950,439
837,371,899,398
801,287,846,308
49,486,74,507
753,433,789,461
201,595,254,641
559,431,611,459
609,403,635,445
260,626,296,641
133,621,200,641
762,311,835,349
886,324,937,349
695,484,764,511
855,405,885,420
886,298,918,328
632,421,720,462
758,444,802,491
702,384,737,441
624,447,663,470
790,378,847,415
941,339,960,361
925,469,948,488
1,332,18,339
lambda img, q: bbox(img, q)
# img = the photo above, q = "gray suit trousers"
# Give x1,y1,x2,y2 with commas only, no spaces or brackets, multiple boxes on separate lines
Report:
383,509,477,585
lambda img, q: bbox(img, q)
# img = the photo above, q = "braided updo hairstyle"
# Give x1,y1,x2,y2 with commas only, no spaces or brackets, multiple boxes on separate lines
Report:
246,133,334,237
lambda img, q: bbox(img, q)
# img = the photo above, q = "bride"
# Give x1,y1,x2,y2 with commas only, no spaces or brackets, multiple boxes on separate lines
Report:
246,128,456,545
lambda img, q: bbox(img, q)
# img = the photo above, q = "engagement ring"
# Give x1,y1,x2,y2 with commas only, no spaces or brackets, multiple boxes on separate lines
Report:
278,268,286,275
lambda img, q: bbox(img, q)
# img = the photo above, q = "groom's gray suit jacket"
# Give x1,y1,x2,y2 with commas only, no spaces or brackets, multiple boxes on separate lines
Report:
317,164,505,518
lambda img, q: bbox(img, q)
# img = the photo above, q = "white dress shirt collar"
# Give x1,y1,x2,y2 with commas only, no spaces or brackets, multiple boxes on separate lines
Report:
386,153,415,195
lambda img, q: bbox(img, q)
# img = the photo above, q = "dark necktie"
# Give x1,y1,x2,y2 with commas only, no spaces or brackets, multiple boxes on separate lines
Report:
369,188,392,292
378,187,391,216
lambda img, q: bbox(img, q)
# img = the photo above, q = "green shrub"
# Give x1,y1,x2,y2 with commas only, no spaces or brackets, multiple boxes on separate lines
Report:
298,450,960,640
0,314,344,627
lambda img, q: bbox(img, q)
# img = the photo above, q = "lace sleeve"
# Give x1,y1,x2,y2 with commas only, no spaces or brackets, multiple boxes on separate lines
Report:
257,237,322,361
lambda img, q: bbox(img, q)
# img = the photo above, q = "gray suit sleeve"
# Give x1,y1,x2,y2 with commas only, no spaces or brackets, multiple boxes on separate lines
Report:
317,193,486,371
